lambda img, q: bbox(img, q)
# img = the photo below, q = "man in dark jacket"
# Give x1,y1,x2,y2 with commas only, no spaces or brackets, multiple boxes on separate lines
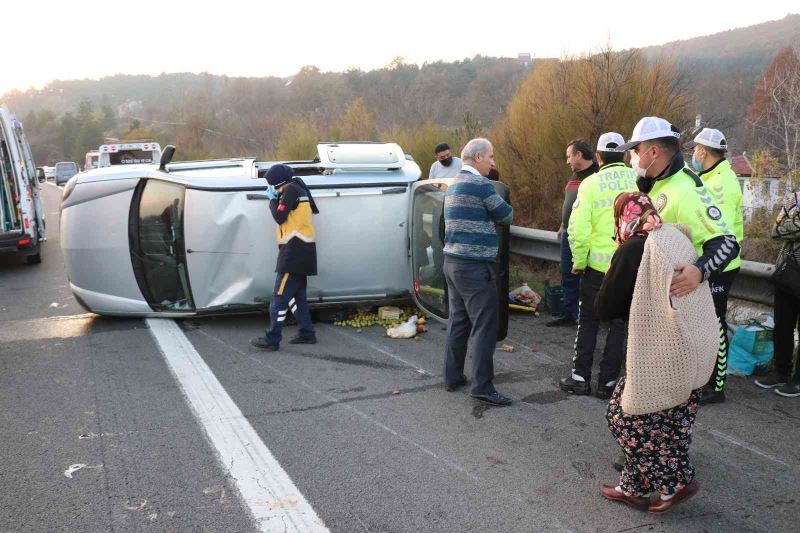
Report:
251,164,319,351
547,139,599,327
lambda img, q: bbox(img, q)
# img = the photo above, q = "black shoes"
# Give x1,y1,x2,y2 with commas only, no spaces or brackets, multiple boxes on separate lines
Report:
251,335,315,349
754,374,789,389
289,335,317,345
775,381,800,398
470,391,513,406
250,337,279,351
546,316,577,328
445,376,468,392
559,376,591,395
698,387,725,405
595,381,616,400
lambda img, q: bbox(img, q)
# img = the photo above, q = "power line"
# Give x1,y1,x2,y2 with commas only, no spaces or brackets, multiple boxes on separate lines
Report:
126,115,262,146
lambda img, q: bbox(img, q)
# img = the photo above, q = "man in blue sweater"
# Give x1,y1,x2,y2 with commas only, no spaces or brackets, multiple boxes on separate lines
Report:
443,138,514,406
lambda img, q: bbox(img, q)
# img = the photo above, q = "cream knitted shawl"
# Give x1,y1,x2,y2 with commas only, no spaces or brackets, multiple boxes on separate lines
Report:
621,224,718,415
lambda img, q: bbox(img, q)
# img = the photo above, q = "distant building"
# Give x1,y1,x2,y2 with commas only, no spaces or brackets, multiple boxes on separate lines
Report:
730,154,753,178
117,100,143,117
731,152,790,219
517,53,532,67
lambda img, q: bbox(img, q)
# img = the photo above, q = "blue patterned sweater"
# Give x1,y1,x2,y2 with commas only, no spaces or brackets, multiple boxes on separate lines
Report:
444,169,513,261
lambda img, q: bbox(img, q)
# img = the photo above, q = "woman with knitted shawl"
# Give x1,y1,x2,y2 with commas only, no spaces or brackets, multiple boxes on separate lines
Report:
595,192,718,513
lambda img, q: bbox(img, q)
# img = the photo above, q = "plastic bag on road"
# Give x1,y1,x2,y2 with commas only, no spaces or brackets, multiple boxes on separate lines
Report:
508,283,541,308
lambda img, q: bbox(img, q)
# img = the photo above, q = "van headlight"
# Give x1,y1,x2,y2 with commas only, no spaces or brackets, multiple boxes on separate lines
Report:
62,176,78,203
60,176,79,217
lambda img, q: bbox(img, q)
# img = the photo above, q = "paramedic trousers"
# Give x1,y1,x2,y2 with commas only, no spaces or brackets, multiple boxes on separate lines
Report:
773,288,800,381
572,268,626,384
265,273,314,346
560,230,580,320
443,257,498,396
707,268,739,391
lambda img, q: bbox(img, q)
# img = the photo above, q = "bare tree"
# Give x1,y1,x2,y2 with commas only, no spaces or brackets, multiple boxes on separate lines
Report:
747,46,800,173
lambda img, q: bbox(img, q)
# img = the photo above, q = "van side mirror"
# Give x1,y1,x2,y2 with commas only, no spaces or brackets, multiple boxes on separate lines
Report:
159,145,176,172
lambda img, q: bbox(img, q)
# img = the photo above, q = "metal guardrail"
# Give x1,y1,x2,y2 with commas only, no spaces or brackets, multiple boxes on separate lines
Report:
509,226,775,306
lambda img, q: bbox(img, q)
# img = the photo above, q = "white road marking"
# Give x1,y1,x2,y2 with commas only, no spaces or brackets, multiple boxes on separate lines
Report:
327,324,436,376
197,328,575,533
197,328,478,480
698,424,791,468
146,318,329,533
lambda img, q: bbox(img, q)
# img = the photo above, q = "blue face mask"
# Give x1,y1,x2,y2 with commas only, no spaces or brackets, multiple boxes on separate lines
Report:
691,154,703,172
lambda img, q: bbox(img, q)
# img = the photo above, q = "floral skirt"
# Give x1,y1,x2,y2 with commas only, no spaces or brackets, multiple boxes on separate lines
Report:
605,377,700,497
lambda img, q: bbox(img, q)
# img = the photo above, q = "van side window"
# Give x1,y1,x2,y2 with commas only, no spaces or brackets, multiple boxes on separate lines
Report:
133,179,194,311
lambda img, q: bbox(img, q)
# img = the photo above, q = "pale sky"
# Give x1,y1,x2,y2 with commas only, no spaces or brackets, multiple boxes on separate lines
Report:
2,1,797,96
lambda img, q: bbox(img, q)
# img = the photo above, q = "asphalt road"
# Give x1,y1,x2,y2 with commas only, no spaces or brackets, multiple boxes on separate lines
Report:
1,183,798,532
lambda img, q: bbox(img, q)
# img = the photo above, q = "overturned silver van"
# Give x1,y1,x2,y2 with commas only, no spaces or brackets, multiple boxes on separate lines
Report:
59,142,510,336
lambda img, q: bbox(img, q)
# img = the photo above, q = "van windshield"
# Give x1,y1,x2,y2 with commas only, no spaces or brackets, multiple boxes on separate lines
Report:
56,163,77,172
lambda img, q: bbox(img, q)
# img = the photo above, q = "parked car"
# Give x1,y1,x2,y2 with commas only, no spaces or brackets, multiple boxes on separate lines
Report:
59,142,511,338
55,162,78,185
1,105,45,264
43,166,56,181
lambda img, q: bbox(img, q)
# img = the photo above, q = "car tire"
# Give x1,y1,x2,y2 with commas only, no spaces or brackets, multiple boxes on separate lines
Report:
26,252,42,265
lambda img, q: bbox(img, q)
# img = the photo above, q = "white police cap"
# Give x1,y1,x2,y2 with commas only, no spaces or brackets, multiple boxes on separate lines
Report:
619,117,680,151
692,128,728,151
596,132,626,153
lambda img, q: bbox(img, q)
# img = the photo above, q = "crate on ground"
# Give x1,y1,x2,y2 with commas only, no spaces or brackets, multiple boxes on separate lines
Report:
543,280,564,315
378,306,402,320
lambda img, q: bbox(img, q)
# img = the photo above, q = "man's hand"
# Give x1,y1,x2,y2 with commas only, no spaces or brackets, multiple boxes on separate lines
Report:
557,225,564,240
670,264,703,297
571,267,584,275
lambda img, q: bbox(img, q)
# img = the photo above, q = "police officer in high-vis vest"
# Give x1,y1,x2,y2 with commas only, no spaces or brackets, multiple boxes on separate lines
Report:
690,128,744,404
620,117,740,387
560,133,637,399
251,164,320,351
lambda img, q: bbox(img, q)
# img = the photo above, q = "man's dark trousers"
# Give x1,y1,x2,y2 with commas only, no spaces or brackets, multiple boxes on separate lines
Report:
560,230,580,320
265,272,314,345
707,268,739,391
443,257,498,396
572,268,626,384
773,287,800,380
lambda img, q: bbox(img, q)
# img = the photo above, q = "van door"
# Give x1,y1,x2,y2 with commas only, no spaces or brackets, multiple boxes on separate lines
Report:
15,123,45,239
408,179,510,341
130,179,194,312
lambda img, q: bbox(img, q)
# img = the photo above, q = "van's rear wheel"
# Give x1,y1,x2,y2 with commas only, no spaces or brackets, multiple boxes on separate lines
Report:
26,252,42,265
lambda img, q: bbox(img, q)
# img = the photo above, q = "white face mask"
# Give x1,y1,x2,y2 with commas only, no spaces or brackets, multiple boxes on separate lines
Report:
630,149,656,178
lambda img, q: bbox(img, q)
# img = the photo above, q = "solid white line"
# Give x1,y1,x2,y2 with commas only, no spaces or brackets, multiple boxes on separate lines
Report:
146,318,329,532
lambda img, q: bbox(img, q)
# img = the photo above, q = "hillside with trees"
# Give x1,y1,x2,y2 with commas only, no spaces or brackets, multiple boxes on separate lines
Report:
2,14,799,255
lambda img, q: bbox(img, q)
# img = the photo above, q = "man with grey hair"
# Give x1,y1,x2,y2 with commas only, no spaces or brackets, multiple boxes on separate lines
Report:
442,138,514,406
